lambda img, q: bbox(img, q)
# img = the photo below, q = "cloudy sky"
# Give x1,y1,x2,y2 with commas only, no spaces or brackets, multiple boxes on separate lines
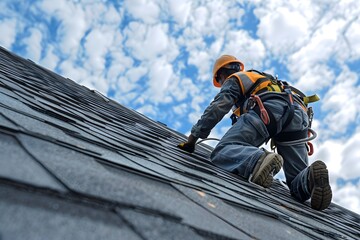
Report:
1,0,359,214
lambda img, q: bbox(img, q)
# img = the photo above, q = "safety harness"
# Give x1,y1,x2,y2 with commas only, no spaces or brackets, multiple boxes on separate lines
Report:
230,70,320,156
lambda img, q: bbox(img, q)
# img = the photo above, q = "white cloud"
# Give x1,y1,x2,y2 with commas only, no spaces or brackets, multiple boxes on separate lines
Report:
173,103,188,115
288,18,347,79
84,28,113,72
124,0,160,24
189,1,235,36
172,120,183,130
144,58,173,103
114,90,138,106
125,66,148,84
40,45,59,70
223,30,266,69
321,68,359,136
23,27,43,62
0,18,17,49
167,0,191,26
254,0,320,27
116,76,137,93
255,0,360,97
100,4,122,25
170,77,199,102
294,64,335,92
175,1,241,81
188,51,212,81
107,50,134,80
256,7,309,56
124,22,170,61
82,2,121,26
345,20,360,59
136,104,157,116
333,182,360,214
192,6,208,32
39,0,88,56
341,140,360,180
59,60,89,87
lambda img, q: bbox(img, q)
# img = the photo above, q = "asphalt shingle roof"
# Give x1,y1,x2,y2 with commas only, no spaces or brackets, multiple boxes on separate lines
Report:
0,46,359,240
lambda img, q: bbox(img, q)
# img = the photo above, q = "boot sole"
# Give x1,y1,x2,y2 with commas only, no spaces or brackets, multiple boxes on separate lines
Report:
310,161,332,211
251,154,283,188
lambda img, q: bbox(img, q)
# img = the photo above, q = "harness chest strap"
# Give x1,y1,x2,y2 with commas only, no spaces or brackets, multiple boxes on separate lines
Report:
229,71,282,118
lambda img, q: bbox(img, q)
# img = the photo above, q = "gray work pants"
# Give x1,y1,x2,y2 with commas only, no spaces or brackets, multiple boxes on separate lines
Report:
210,99,312,202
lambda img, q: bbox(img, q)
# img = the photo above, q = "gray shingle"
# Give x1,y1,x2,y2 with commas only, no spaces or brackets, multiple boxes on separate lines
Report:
0,113,19,130
118,209,206,240
18,134,250,239
0,184,140,240
174,183,309,240
0,133,65,192
18,134,173,209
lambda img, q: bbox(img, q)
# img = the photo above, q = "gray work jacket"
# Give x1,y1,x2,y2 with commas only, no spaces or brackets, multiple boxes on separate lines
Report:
191,77,241,139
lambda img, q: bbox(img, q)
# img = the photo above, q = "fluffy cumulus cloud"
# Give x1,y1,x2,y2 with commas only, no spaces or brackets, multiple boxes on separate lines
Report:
40,45,59,70
23,27,43,62
223,30,266,69
0,18,18,49
167,0,192,26
124,22,170,61
1,0,360,214
38,0,88,56
256,6,309,56
333,181,360,214
321,68,359,137
146,58,173,103
84,28,113,71
345,20,360,59
124,0,160,24
288,18,348,91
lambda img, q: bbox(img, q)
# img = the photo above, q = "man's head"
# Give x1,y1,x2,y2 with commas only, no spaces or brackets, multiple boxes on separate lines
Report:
212,55,244,87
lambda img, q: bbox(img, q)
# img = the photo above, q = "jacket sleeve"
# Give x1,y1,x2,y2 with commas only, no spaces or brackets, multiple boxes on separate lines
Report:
190,77,241,139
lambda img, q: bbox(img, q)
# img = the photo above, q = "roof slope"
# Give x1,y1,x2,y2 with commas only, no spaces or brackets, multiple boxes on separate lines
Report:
0,46,359,240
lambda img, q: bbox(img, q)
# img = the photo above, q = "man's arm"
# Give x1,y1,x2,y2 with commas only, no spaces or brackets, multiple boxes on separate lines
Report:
178,78,241,153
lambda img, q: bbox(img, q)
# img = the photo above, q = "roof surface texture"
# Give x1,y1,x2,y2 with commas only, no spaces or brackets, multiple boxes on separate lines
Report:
0,46,359,240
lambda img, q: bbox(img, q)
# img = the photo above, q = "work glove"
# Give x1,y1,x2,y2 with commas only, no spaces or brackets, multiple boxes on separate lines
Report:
177,142,195,153
177,134,198,153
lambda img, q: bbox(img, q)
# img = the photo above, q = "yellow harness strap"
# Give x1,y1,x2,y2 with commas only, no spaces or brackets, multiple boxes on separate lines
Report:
266,84,282,93
303,94,320,105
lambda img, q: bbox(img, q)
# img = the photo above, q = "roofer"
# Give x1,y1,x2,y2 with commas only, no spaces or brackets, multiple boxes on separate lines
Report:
177,55,332,211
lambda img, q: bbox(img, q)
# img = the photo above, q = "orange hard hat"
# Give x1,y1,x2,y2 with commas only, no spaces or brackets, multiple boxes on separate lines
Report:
212,55,244,87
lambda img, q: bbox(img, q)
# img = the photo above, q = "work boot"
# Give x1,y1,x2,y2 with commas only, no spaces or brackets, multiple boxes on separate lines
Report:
250,151,283,188
308,160,332,211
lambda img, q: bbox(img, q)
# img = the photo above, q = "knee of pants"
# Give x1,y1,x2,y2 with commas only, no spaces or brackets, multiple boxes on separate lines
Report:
289,179,310,202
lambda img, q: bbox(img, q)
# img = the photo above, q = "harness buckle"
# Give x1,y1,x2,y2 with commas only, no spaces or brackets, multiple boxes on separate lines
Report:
307,107,314,128
246,98,256,110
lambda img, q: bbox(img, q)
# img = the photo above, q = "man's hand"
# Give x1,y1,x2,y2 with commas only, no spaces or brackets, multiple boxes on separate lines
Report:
177,134,198,153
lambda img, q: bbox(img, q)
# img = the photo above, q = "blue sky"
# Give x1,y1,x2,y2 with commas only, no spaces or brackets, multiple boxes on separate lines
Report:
1,0,360,214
